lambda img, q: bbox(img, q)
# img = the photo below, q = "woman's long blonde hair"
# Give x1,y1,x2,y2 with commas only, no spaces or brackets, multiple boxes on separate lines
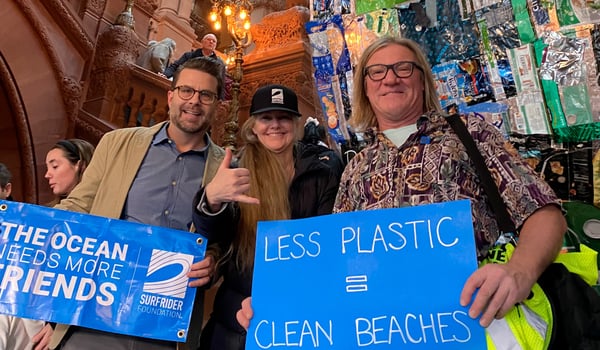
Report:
232,116,292,272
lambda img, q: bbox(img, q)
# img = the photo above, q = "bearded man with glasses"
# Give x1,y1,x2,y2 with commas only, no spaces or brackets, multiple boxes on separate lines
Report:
48,56,229,350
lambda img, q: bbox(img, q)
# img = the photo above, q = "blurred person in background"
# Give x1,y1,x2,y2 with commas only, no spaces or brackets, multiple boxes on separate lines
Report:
301,116,345,177
0,162,13,200
163,33,221,79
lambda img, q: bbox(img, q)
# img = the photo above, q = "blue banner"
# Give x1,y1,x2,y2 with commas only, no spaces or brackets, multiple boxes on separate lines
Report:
0,200,206,342
250,200,486,349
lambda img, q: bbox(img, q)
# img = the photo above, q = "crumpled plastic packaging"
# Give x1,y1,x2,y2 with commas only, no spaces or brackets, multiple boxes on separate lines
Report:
540,31,586,86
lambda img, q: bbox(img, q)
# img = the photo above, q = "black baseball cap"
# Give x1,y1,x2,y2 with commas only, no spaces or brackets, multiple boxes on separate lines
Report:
249,84,301,116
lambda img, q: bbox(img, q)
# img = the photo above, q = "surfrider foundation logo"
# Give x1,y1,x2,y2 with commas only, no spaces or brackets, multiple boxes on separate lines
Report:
143,249,193,299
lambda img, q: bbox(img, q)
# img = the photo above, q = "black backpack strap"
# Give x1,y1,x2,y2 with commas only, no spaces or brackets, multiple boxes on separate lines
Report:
445,113,517,234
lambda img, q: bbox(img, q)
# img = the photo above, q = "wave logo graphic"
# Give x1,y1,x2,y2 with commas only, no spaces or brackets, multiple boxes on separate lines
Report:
143,250,193,299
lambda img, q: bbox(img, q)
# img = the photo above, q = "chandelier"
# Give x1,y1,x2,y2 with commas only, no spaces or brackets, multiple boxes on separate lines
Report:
208,0,252,36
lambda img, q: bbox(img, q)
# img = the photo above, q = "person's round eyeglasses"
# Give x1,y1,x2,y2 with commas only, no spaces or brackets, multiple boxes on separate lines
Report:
173,86,218,105
364,61,424,81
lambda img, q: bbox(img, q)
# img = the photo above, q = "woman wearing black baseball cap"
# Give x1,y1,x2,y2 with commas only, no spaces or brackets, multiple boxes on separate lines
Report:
193,84,343,350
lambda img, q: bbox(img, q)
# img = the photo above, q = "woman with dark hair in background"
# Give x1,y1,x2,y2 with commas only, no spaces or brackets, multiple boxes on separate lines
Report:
0,139,95,350
45,139,95,206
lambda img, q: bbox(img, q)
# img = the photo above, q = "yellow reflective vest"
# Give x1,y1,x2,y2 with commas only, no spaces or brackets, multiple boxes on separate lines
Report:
482,243,553,350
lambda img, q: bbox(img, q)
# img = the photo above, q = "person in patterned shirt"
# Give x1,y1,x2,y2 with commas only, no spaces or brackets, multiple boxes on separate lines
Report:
332,36,565,329
234,36,566,335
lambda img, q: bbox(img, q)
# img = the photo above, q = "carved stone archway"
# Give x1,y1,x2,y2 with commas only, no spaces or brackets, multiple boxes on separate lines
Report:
0,52,38,204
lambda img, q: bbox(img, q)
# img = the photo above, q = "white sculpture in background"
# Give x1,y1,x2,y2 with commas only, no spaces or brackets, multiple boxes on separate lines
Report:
137,38,176,74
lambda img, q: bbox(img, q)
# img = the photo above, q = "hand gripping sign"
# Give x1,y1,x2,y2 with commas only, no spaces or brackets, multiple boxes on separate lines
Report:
0,200,206,342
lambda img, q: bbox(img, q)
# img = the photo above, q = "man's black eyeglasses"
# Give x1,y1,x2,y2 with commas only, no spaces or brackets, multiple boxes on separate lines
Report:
364,61,424,81
173,86,218,105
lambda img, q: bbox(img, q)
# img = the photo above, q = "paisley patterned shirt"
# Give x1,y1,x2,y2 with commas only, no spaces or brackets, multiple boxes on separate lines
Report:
333,112,560,258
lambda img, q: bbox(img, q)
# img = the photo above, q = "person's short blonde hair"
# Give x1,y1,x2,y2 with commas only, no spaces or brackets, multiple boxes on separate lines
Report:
350,37,442,131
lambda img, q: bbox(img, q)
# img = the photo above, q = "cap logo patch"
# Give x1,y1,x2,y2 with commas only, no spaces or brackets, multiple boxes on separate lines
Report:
271,88,284,105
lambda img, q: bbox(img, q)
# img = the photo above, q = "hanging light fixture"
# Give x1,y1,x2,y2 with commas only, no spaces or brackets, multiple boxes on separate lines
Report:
208,0,253,39
208,0,253,150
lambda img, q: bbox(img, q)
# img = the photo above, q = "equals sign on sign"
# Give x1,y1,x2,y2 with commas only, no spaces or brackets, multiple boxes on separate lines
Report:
345,275,368,293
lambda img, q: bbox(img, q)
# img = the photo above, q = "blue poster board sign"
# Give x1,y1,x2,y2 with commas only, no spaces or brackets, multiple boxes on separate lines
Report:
249,199,486,349
0,200,206,342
